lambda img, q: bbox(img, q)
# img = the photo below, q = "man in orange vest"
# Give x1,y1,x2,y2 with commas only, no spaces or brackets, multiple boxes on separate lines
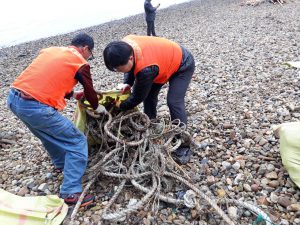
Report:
7,33,106,207
103,35,195,164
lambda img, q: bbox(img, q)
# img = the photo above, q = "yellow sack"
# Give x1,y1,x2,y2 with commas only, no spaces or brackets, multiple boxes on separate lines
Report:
74,100,87,133
284,61,300,68
74,90,130,133
273,122,300,188
0,188,68,225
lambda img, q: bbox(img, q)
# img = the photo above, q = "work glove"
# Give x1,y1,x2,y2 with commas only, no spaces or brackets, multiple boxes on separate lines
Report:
115,100,122,108
117,83,131,94
73,91,84,100
95,105,108,114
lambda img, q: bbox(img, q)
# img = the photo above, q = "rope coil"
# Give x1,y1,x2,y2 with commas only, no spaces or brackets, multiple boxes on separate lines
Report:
68,107,271,225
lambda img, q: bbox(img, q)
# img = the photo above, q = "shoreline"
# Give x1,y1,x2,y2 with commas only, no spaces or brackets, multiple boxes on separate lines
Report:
0,0,193,50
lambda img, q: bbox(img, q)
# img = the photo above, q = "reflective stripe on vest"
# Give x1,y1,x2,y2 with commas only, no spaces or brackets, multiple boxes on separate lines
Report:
12,47,87,110
123,35,182,84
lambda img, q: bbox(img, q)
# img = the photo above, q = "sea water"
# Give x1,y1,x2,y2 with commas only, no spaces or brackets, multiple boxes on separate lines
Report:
0,0,190,48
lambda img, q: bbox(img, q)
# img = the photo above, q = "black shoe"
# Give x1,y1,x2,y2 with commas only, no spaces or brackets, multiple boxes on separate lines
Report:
54,168,63,173
172,147,192,165
60,193,95,207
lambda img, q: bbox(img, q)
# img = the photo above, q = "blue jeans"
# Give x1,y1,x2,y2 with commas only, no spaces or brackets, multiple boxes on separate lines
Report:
7,89,88,195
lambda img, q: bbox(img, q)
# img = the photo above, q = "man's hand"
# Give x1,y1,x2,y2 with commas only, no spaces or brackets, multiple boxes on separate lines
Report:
117,83,131,94
115,100,122,108
73,91,84,100
95,105,108,114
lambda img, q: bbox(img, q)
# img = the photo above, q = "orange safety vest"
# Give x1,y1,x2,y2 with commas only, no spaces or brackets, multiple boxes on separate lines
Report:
123,35,182,84
12,47,87,110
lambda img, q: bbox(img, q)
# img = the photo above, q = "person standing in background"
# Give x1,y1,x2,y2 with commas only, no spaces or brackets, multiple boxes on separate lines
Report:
144,0,160,36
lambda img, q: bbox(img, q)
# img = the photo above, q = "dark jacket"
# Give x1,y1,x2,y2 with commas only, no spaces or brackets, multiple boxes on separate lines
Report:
119,46,192,111
144,0,157,21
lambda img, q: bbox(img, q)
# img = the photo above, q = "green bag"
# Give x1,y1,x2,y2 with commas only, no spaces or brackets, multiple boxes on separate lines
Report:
0,188,68,225
74,90,130,133
273,122,300,188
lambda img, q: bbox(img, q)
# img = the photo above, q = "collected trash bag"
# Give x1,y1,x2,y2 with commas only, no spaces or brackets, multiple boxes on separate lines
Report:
284,61,300,68
74,100,87,133
273,122,300,188
0,188,68,225
74,90,130,133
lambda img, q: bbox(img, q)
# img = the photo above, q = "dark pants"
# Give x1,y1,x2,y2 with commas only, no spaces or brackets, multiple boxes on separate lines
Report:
143,51,195,125
146,20,156,36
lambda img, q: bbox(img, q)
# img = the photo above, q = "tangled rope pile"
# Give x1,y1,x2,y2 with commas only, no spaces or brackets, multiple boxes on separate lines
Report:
68,106,272,225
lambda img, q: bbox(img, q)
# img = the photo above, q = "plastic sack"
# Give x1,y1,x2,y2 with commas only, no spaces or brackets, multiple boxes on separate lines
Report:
0,188,68,225
284,61,300,68
273,122,300,188
74,90,130,133
74,100,87,133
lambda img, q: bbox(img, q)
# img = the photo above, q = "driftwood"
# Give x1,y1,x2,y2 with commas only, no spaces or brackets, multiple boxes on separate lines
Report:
241,0,286,6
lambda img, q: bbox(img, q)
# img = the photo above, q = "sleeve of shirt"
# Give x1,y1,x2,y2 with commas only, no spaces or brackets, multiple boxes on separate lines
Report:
145,3,157,12
124,71,135,86
75,64,99,110
119,65,159,111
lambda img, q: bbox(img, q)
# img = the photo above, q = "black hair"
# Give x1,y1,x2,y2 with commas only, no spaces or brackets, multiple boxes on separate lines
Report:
103,41,133,71
71,33,94,50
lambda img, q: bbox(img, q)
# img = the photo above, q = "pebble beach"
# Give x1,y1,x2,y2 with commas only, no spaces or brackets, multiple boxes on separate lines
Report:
0,0,300,224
